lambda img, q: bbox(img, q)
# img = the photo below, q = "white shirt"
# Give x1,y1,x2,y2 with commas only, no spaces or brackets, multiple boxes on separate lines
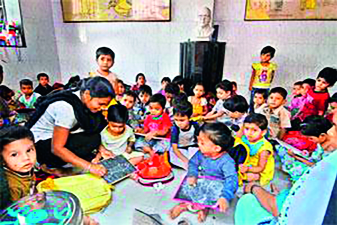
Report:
101,125,136,155
18,92,41,109
31,91,83,142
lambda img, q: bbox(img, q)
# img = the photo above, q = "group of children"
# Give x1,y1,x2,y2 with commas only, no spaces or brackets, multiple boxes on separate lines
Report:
1,45,337,223
0,72,79,126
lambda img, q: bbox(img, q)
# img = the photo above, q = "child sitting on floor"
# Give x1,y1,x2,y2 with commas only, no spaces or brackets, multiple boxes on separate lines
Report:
289,79,317,126
301,116,337,152
157,77,171,96
203,80,233,123
251,89,268,113
34,73,53,96
131,73,146,95
223,95,249,135
277,116,336,182
239,113,275,186
135,94,172,156
18,79,40,109
136,84,152,118
122,91,142,130
93,104,144,165
0,126,37,209
115,79,126,102
164,83,182,121
298,67,337,118
188,82,208,120
169,122,238,223
172,75,185,94
258,87,291,139
170,101,199,169
288,81,303,118
0,126,98,224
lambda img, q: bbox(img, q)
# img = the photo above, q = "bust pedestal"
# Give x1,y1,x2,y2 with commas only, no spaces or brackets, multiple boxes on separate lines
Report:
179,41,226,94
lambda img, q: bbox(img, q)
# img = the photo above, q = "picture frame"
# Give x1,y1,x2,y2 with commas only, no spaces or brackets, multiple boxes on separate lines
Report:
0,0,26,47
245,0,337,21
61,0,171,22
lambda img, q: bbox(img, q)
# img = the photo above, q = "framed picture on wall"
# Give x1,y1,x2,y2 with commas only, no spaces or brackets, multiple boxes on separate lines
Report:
0,0,26,47
245,0,337,20
61,0,171,22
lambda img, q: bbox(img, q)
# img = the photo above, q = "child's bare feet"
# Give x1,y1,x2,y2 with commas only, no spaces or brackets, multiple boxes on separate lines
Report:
83,215,99,225
169,203,188,219
197,208,209,223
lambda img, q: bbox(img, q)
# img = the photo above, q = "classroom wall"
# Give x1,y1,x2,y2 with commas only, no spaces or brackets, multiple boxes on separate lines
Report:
1,0,61,91
3,0,337,97
216,0,337,97
50,0,337,96
50,0,197,91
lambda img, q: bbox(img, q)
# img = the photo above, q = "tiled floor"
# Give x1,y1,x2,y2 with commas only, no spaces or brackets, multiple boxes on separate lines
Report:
92,166,291,225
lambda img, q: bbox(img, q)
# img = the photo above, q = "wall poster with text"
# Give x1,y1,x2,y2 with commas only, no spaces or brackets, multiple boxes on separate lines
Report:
245,0,337,20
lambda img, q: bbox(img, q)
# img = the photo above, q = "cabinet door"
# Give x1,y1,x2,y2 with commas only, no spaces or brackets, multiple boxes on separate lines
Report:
180,42,226,94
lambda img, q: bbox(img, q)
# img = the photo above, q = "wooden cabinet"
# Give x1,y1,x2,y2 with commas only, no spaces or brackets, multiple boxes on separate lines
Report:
180,41,226,94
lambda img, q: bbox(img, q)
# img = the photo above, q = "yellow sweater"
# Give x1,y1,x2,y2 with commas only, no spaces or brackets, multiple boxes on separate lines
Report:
245,137,275,186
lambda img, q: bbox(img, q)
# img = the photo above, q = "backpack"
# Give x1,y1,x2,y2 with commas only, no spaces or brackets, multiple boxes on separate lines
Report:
228,137,250,186
137,152,174,186
36,173,113,214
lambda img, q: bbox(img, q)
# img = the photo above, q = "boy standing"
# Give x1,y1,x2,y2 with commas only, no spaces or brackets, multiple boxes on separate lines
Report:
258,87,291,139
90,47,118,91
34,73,53,96
90,47,119,117
249,46,277,112
18,79,40,109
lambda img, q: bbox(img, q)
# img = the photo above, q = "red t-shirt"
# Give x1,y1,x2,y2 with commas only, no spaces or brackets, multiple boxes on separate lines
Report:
308,89,330,115
144,112,172,138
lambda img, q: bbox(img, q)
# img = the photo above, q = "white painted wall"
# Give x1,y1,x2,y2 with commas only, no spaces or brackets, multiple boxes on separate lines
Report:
1,0,61,91
51,0,337,96
51,0,200,92
216,0,337,97
4,0,337,97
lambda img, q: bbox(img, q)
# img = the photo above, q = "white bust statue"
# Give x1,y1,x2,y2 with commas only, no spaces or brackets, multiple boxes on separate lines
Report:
195,6,214,41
